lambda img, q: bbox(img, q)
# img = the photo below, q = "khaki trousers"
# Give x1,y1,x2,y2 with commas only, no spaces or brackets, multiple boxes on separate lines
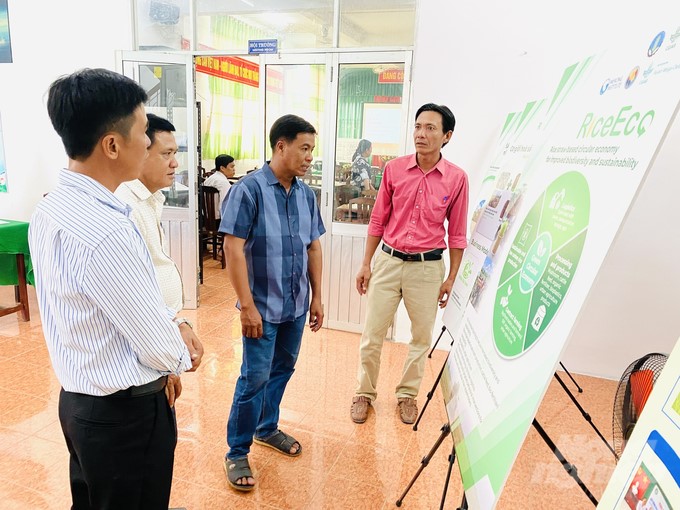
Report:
356,249,445,400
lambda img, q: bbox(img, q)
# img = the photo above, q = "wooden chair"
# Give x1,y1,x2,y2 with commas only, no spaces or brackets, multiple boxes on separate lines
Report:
199,186,225,275
347,197,375,224
334,184,360,221
361,189,378,199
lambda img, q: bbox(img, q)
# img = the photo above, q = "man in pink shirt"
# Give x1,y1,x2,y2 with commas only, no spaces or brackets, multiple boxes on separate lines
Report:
351,103,469,425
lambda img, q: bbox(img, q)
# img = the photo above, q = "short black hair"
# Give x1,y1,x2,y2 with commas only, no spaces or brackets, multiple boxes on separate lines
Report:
269,114,317,150
47,68,148,160
146,113,176,146
215,154,234,169
416,103,456,145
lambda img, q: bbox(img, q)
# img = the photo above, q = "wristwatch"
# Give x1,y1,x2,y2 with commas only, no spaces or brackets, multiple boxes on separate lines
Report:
173,317,193,329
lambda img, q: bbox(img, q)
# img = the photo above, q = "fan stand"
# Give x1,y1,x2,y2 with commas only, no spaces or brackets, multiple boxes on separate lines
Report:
399,326,602,508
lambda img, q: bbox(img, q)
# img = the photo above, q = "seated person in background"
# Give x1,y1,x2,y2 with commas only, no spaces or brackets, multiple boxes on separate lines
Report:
204,154,236,217
351,139,375,192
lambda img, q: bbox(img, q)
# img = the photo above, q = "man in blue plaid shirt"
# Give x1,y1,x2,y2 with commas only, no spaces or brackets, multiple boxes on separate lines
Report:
219,114,325,491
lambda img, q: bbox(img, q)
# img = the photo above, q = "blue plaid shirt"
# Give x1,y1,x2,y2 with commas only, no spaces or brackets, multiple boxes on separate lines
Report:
219,163,326,323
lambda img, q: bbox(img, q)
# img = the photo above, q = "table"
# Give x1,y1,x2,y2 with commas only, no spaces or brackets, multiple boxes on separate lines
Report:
0,219,33,321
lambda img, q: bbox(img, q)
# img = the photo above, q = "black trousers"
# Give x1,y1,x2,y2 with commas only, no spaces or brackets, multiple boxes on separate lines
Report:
59,388,177,510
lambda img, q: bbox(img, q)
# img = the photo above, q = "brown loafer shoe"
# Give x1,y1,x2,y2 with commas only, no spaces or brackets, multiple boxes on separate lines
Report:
397,397,418,424
351,396,371,423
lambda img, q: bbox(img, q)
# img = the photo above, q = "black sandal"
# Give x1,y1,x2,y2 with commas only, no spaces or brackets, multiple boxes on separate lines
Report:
253,430,302,457
224,456,255,492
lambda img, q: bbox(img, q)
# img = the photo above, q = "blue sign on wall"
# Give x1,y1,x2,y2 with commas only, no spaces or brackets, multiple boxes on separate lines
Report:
248,39,278,55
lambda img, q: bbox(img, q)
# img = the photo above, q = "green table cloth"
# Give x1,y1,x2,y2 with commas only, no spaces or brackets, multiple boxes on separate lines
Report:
0,219,34,286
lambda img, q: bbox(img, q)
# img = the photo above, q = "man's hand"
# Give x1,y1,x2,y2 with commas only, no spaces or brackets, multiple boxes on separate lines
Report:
165,374,182,407
241,305,263,339
309,298,324,332
438,279,454,308
356,264,372,295
178,323,204,371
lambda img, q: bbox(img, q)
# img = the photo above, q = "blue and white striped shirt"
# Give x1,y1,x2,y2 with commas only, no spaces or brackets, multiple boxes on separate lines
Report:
219,164,325,323
29,170,192,396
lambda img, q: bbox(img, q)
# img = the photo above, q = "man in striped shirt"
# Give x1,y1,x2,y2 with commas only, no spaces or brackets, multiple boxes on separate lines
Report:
220,114,325,491
351,103,469,425
29,68,202,510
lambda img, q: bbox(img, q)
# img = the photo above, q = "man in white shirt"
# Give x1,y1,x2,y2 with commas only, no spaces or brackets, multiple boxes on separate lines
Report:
116,114,184,313
203,154,235,218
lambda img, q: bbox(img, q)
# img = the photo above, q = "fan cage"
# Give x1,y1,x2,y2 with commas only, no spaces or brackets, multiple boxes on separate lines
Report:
612,352,668,459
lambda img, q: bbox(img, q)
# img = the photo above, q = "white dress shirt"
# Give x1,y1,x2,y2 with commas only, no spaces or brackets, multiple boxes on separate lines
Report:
29,170,192,396
115,179,184,312
203,170,231,218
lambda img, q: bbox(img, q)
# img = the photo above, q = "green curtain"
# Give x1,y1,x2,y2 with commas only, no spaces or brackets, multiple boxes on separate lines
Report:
202,16,266,161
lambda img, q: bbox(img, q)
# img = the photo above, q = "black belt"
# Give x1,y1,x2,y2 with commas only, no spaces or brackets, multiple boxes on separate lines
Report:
382,244,443,261
108,376,167,398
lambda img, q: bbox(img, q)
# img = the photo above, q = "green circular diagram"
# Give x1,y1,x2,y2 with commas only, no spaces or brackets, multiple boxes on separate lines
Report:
493,172,590,358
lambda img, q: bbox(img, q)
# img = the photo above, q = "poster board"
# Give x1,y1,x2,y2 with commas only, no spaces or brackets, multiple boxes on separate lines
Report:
441,27,680,509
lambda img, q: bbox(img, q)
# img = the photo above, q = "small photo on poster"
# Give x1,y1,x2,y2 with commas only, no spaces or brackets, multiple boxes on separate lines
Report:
616,431,679,510
623,463,673,510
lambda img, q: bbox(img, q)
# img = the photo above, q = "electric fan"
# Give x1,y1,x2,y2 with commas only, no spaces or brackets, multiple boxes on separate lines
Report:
612,353,668,459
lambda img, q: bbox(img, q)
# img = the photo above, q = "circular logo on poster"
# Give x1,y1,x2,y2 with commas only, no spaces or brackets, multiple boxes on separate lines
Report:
648,31,665,57
625,67,640,89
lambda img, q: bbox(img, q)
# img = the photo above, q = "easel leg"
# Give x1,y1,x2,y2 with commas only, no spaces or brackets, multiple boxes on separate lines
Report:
414,350,450,431
439,443,457,510
428,326,447,358
559,362,583,393
396,423,451,507
457,493,468,510
415,335,455,431
553,373,618,459
532,419,599,507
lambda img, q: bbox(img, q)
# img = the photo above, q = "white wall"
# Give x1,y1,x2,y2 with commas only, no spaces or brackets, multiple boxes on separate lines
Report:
407,0,680,379
0,0,134,221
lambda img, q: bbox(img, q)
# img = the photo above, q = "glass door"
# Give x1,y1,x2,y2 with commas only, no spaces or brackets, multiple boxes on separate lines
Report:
118,51,199,309
326,52,412,332
260,53,331,207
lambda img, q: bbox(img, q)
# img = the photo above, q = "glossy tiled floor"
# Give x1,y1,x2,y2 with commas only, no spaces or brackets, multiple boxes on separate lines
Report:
0,259,618,509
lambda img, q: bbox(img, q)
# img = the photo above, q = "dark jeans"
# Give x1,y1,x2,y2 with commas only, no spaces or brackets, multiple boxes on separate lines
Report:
59,387,177,510
227,314,306,459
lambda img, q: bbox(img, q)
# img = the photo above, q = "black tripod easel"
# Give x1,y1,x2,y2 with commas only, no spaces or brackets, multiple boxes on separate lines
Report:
415,327,455,431
396,423,468,509
423,328,617,459
396,417,599,508
400,331,605,508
